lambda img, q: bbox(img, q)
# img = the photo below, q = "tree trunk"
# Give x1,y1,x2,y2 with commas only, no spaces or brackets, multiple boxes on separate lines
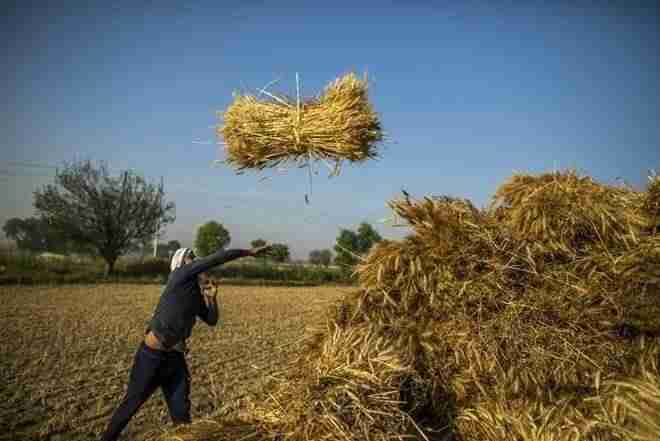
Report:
104,257,117,277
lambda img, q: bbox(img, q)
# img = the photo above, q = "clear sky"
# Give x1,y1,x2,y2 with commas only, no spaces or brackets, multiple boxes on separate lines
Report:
2,1,659,259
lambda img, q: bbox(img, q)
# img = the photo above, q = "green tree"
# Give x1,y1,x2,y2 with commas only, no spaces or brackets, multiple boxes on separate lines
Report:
356,222,382,253
33,160,174,275
334,229,360,268
2,217,82,254
194,221,230,257
309,249,322,265
334,222,382,270
252,238,268,265
319,249,333,267
133,236,153,259
3,217,52,253
166,240,182,258
270,243,290,263
251,238,267,248
310,249,333,266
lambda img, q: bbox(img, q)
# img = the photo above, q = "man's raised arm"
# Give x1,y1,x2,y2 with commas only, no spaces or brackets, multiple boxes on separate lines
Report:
180,249,249,280
178,245,272,280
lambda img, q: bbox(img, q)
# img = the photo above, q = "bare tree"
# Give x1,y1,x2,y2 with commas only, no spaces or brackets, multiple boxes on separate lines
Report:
33,160,175,275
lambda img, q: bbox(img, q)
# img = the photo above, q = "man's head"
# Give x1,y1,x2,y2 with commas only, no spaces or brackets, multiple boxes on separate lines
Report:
170,248,196,272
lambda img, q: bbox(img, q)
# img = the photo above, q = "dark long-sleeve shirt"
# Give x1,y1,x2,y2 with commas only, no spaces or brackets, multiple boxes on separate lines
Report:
147,248,250,350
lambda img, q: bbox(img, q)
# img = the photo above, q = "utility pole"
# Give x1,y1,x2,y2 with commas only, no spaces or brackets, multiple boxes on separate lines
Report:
153,225,158,258
153,176,163,258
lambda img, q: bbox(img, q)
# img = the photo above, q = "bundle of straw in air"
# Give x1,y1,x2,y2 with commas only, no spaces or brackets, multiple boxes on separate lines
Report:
218,73,383,172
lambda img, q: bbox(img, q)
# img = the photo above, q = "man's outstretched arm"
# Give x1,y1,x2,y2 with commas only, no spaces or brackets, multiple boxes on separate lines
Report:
179,245,272,280
180,249,249,280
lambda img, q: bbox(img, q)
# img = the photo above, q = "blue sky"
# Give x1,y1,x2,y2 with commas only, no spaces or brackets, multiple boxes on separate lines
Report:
2,1,659,259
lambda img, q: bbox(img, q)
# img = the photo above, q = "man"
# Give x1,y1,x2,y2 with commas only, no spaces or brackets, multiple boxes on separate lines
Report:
101,244,271,441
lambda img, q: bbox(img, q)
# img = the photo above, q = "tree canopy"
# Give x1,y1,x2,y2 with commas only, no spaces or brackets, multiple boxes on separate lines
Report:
194,221,231,257
319,249,333,266
2,217,72,254
310,249,333,266
167,240,182,252
309,249,322,265
269,243,290,263
251,238,267,248
334,222,382,269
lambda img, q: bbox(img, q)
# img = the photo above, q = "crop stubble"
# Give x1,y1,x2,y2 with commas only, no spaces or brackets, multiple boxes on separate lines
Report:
0,284,344,440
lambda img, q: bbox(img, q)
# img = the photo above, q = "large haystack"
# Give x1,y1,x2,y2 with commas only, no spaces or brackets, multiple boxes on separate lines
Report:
218,73,383,172
170,169,660,441
248,170,660,441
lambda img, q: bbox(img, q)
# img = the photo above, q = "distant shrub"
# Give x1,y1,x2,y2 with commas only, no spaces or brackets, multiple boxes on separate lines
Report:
0,250,44,271
120,258,169,277
209,262,350,284
0,250,352,286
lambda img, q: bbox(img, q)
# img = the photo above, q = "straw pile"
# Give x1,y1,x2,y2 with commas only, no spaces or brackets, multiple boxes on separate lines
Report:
218,73,383,172
173,169,659,440
154,418,266,441
245,322,430,441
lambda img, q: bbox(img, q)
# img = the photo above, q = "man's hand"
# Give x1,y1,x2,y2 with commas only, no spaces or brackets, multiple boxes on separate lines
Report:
248,244,273,258
201,280,218,308
202,282,217,298
198,272,217,299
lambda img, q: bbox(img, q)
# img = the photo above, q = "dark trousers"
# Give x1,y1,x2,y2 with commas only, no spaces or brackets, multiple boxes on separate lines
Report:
101,342,191,441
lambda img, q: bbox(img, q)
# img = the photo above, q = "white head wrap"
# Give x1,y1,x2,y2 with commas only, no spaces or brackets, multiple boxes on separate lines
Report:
170,248,195,272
